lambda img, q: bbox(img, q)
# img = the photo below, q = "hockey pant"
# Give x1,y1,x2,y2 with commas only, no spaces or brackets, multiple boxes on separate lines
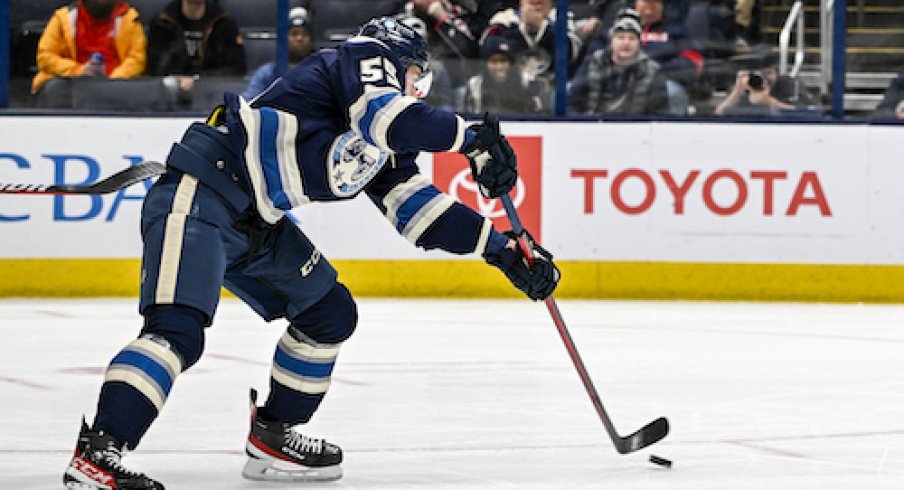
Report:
92,170,357,448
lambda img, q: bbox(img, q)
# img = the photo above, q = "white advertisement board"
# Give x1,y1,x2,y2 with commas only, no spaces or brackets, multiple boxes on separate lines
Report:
1,117,902,265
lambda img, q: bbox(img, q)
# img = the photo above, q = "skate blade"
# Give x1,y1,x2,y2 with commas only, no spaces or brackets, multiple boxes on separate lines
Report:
242,458,342,482
64,471,114,490
64,480,112,490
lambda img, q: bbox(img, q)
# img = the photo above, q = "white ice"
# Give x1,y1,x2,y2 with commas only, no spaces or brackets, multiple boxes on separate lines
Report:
1,298,903,489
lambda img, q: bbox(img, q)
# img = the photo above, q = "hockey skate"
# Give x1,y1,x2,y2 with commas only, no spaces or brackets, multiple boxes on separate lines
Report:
63,418,164,490
242,389,343,482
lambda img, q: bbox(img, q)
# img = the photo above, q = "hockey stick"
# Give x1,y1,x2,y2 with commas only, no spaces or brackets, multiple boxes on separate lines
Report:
499,193,669,454
0,160,165,195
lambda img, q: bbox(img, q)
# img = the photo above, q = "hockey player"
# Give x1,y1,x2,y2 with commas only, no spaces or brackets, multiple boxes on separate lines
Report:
62,17,559,490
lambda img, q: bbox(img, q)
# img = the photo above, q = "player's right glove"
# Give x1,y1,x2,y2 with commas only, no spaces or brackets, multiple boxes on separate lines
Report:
461,113,518,199
484,231,560,301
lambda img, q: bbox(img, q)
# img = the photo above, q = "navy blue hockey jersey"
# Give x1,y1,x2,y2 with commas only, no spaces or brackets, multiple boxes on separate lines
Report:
221,36,499,255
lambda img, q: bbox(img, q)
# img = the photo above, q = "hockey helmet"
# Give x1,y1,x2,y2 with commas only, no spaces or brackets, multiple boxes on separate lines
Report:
356,17,430,71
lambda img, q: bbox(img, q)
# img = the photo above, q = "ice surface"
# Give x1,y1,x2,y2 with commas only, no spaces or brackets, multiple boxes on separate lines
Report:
1,298,903,489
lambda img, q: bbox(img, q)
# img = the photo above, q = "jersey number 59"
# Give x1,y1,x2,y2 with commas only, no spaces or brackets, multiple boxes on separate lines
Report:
359,56,401,90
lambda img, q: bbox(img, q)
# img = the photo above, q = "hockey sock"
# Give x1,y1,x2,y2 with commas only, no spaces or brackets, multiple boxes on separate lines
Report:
264,283,357,424
94,305,207,447
264,327,341,424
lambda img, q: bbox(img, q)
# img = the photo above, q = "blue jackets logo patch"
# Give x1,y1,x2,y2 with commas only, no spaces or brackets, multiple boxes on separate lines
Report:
327,130,390,197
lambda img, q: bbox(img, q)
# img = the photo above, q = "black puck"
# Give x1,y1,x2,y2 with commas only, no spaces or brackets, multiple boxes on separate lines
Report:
649,454,672,468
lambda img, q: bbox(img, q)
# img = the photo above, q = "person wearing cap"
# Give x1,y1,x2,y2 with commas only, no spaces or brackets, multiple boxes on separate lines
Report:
714,45,815,116
464,36,544,114
575,9,667,116
481,0,582,83
242,7,314,100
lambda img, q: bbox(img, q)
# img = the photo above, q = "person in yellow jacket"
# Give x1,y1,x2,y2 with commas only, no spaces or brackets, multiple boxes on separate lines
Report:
32,0,147,94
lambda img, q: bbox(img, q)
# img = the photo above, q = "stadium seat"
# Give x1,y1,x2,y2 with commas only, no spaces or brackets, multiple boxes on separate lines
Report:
127,0,171,22
11,20,45,78
34,77,177,111
243,33,277,72
9,0,66,33
308,0,400,44
188,76,248,111
218,0,278,29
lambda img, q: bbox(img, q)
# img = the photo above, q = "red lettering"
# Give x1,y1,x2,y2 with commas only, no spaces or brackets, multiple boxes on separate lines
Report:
659,170,699,214
611,169,655,215
570,169,608,214
787,171,832,216
750,171,788,216
703,170,747,215
72,456,114,485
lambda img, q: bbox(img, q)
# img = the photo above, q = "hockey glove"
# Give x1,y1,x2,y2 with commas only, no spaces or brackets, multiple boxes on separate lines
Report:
461,113,518,199
484,231,560,301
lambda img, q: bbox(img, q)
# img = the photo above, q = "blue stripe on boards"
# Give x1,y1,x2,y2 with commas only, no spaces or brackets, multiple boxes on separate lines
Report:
395,186,440,233
110,350,174,395
258,108,291,210
274,347,335,378
357,92,400,146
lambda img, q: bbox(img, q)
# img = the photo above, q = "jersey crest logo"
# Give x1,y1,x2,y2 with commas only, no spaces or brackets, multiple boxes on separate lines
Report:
327,130,389,197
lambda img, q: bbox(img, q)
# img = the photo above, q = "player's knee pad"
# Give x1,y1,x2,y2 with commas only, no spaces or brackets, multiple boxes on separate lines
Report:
141,305,207,368
103,305,207,413
290,282,357,344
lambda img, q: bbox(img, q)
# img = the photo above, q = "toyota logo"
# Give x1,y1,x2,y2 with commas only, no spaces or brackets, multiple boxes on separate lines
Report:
447,168,526,218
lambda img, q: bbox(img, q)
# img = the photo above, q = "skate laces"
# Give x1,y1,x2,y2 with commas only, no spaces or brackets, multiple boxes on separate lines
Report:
96,445,141,478
285,430,324,455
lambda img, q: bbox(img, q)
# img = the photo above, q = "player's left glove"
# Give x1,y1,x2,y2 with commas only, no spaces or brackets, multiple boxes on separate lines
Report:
461,113,517,199
484,230,560,301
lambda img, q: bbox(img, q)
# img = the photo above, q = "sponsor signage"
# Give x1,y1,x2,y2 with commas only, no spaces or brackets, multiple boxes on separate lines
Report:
433,136,542,241
2,118,903,265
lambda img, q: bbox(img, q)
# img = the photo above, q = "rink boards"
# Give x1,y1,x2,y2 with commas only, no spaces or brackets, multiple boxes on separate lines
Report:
1,116,903,301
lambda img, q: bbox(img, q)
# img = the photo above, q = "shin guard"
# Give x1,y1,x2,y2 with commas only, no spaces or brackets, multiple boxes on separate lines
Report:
94,305,206,447
264,327,341,424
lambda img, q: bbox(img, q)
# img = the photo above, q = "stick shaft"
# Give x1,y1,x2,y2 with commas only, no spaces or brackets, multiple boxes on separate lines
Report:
499,194,623,443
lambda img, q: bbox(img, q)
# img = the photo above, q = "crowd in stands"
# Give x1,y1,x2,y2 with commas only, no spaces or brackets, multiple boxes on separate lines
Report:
14,0,902,118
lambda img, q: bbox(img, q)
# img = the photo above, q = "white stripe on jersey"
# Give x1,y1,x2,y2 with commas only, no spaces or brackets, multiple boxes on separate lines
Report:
238,99,282,223
348,85,416,152
448,115,467,152
475,219,493,254
237,97,309,224
401,193,456,244
382,173,432,228
275,110,309,208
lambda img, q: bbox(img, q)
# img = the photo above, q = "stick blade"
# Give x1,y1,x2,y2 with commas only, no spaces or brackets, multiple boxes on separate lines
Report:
616,417,669,454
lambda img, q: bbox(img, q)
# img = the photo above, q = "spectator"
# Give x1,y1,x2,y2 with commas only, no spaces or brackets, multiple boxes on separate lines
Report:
464,36,544,114
573,1,701,115
634,0,703,88
408,0,502,86
714,46,816,116
481,0,582,83
577,0,693,55
242,7,313,101
147,0,246,104
573,9,667,116
395,12,458,109
31,0,147,95
735,0,759,46
872,73,904,120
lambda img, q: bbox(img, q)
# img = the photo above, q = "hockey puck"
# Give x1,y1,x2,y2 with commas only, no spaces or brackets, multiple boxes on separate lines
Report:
649,454,672,468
